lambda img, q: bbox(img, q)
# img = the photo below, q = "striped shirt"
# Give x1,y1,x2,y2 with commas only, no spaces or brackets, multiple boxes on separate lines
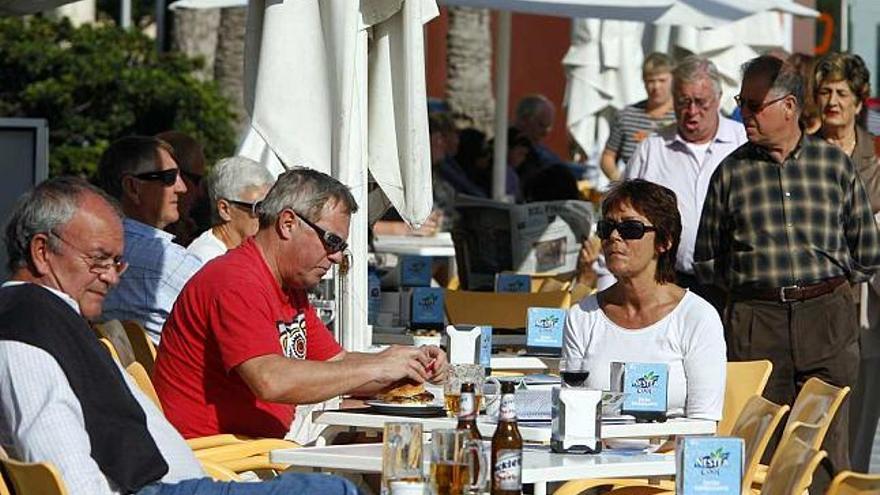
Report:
693,134,880,290
605,100,676,166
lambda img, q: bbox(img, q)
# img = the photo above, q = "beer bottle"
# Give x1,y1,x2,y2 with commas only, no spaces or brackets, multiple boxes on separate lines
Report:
456,382,482,441
491,381,522,495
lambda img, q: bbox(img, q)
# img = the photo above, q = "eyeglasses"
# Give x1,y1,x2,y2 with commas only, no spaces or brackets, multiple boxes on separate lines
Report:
130,168,180,186
48,230,128,276
673,96,715,110
596,219,657,241
734,93,791,114
226,199,260,218
293,211,348,254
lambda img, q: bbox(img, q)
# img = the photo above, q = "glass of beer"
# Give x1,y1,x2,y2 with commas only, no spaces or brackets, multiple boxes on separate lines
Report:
444,364,485,417
560,357,590,388
382,422,424,494
430,429,487,495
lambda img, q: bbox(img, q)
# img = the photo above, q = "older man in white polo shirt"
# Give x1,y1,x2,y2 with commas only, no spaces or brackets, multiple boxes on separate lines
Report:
625,56,746,312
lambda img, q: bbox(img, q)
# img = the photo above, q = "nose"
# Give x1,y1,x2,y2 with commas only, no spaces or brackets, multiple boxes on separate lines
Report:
327,249,346,264
174,172,188,194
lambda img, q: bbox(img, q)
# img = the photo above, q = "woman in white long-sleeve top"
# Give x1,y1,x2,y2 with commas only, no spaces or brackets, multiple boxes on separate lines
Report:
563,179,726,420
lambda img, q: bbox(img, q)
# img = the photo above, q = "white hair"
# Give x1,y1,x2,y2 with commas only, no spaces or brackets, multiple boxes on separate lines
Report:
207,156,275,221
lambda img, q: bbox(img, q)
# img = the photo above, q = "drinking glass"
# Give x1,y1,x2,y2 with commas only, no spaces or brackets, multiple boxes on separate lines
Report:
443,364,502,417
559,357,590,387
429,429,487,495
382,422,424,494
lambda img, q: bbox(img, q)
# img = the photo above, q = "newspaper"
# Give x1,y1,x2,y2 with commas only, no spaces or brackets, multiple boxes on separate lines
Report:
453,196,594,289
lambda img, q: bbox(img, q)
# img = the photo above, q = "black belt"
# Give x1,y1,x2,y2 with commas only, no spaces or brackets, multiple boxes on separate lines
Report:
733,276,847,303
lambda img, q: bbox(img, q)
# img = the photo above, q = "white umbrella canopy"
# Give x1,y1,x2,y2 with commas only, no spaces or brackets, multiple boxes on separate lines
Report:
239,0,438,351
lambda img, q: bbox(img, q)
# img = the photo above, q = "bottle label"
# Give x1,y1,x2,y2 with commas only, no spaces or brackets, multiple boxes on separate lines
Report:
493,449,522,490
460,392,476,419
499,393,516,421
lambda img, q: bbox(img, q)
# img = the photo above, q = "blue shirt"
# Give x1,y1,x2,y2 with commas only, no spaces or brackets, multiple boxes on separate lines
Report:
100,218,204,343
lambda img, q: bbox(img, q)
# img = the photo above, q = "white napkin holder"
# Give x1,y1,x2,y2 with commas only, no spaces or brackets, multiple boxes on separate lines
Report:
444,325,482,365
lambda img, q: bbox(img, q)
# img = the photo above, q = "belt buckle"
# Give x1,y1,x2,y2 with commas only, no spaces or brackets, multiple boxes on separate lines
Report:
779,285,799,302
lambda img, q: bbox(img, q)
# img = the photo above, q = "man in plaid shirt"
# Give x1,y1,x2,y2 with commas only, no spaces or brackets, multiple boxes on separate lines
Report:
694,55,880,491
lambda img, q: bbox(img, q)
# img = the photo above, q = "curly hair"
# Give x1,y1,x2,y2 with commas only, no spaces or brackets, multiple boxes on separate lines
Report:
814,52,871,105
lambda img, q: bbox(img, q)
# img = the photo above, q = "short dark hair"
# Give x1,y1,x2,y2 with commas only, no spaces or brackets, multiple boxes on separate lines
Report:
97,135,175,199
601,179,681,284
742,55,805,111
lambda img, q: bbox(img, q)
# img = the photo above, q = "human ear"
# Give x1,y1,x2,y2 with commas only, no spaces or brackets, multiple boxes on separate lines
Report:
29,233,53,276
276,209,297,240
217,200,233,223
122,176,141,205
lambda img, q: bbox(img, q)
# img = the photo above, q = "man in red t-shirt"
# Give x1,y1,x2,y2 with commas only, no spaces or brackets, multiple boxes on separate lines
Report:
154,168,447,439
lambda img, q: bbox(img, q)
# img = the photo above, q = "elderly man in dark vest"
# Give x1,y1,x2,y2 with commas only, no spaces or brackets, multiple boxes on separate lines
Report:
0,176,357,494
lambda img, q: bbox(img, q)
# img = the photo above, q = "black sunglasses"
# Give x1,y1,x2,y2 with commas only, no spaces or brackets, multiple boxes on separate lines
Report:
733,93,791,114
227,199,260,217
131,168,180,186
596,219,657,240
295,211,348,254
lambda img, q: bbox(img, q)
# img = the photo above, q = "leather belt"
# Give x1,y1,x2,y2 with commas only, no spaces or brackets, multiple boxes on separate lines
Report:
734,276,847,303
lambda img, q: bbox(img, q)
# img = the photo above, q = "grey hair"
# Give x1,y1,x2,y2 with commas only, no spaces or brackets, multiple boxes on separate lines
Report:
258,168,359,228
742,55,805,111
5,176,123,271
515,94,553,122
97,135,175,199
673,56,723,97
208,156,276,223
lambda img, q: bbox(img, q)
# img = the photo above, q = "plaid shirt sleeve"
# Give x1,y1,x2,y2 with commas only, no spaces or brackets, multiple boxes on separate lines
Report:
842,152,880,282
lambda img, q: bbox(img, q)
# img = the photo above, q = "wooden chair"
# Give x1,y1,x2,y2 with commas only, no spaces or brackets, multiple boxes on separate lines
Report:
121,320,157,376
718,360,773,436
126,361,163,412
199,458,242,482
0,458,68,495
827,470,880,495
760,422,826,495
444,289,571,329
92,320,136,367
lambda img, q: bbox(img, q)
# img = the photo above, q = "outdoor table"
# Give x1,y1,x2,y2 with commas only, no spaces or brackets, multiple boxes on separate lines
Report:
313,410,716,444
372,233,456,258
270,442,675,495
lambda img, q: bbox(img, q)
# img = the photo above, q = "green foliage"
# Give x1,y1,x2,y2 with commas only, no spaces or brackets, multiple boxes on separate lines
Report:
0,16,236,177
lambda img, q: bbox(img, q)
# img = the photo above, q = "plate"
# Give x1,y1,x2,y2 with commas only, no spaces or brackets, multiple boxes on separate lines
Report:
365,400,446,417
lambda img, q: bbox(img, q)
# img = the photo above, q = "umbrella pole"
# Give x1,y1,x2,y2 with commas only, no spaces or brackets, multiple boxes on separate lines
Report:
491,10,511,202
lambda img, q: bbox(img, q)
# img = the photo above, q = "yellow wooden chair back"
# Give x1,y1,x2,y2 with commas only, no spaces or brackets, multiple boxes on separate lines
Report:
0,458,69,495
92,320,136,367
728,395,789,490
121,320,157,376
718,360,773,436
444,289,571,329
98,337,121,364
780,377,849,452
827,470,880,495
760,422,826,495
125,361,163,412
199,458,241,481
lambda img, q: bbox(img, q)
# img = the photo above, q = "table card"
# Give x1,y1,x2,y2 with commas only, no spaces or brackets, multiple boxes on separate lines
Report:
676,437,744,495
526,307,566,356
399,255,432,287
611,362,668,421
410,287,444,328
479,326,492,369
495,273,531,293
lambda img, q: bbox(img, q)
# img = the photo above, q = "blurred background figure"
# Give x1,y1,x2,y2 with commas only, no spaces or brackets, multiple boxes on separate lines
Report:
512,94,563,184
788,53,821,134
600,52,676,181
156,131,209,246
187,156,275,263
812,51,880,474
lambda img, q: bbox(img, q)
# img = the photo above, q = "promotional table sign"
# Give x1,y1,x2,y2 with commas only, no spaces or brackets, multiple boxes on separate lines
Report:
399,255,432,287
610,362,668,422
495,273,531,293
410,287,444,329
479,325,493,371
676,437,744,495
526,307,566,356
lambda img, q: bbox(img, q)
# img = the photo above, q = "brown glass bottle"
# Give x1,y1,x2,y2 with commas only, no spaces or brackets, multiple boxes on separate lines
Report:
456,382,482,441
491,381,522,495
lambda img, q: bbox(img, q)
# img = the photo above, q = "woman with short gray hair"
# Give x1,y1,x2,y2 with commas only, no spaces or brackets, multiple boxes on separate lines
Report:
187,156,275,262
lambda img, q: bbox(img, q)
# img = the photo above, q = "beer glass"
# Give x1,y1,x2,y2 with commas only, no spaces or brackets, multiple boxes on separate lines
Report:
430,429,487,495
382,422,424,494
444,364,501,417
559,357,590,388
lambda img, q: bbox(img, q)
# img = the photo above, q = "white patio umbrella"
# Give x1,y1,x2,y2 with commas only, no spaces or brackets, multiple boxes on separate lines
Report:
238,0,438,351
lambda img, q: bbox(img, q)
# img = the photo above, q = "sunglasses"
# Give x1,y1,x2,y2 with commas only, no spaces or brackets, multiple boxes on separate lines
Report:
294,211,348,254
227,199,260,218
734,93,791,114
596,219,657,240
131,168,180,186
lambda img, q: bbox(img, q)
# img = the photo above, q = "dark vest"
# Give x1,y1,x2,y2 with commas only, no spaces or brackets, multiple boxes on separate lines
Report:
0,284,168,493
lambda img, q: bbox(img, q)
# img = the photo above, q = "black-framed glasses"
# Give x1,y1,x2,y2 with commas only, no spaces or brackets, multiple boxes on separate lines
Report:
596,219,657,241
734,93,791,114
226,199,260,218
131,168,180,186
48,230,128,276
293,211,348,254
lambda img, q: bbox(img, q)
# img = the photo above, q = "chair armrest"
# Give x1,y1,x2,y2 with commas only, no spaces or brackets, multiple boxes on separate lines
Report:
194,439,300,463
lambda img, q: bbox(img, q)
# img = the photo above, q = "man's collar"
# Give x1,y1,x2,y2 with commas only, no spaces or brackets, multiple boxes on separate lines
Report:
1,281,81,315
669,115,739,147
123,217,174,241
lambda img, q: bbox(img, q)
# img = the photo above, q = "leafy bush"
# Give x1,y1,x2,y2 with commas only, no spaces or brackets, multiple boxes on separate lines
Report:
0,16,236,177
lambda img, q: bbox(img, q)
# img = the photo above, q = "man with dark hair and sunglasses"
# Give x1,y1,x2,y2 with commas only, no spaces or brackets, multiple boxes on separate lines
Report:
624,56,746,313
153,168,448,440
96,135,204,344
694,55,880,492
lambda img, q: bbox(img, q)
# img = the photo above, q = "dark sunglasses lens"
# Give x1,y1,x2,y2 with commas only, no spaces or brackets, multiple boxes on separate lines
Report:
597,220,614,240
617,221,647,240
325,234,346,253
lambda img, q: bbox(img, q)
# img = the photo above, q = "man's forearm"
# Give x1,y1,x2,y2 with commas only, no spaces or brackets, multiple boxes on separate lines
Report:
237,355,379,405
